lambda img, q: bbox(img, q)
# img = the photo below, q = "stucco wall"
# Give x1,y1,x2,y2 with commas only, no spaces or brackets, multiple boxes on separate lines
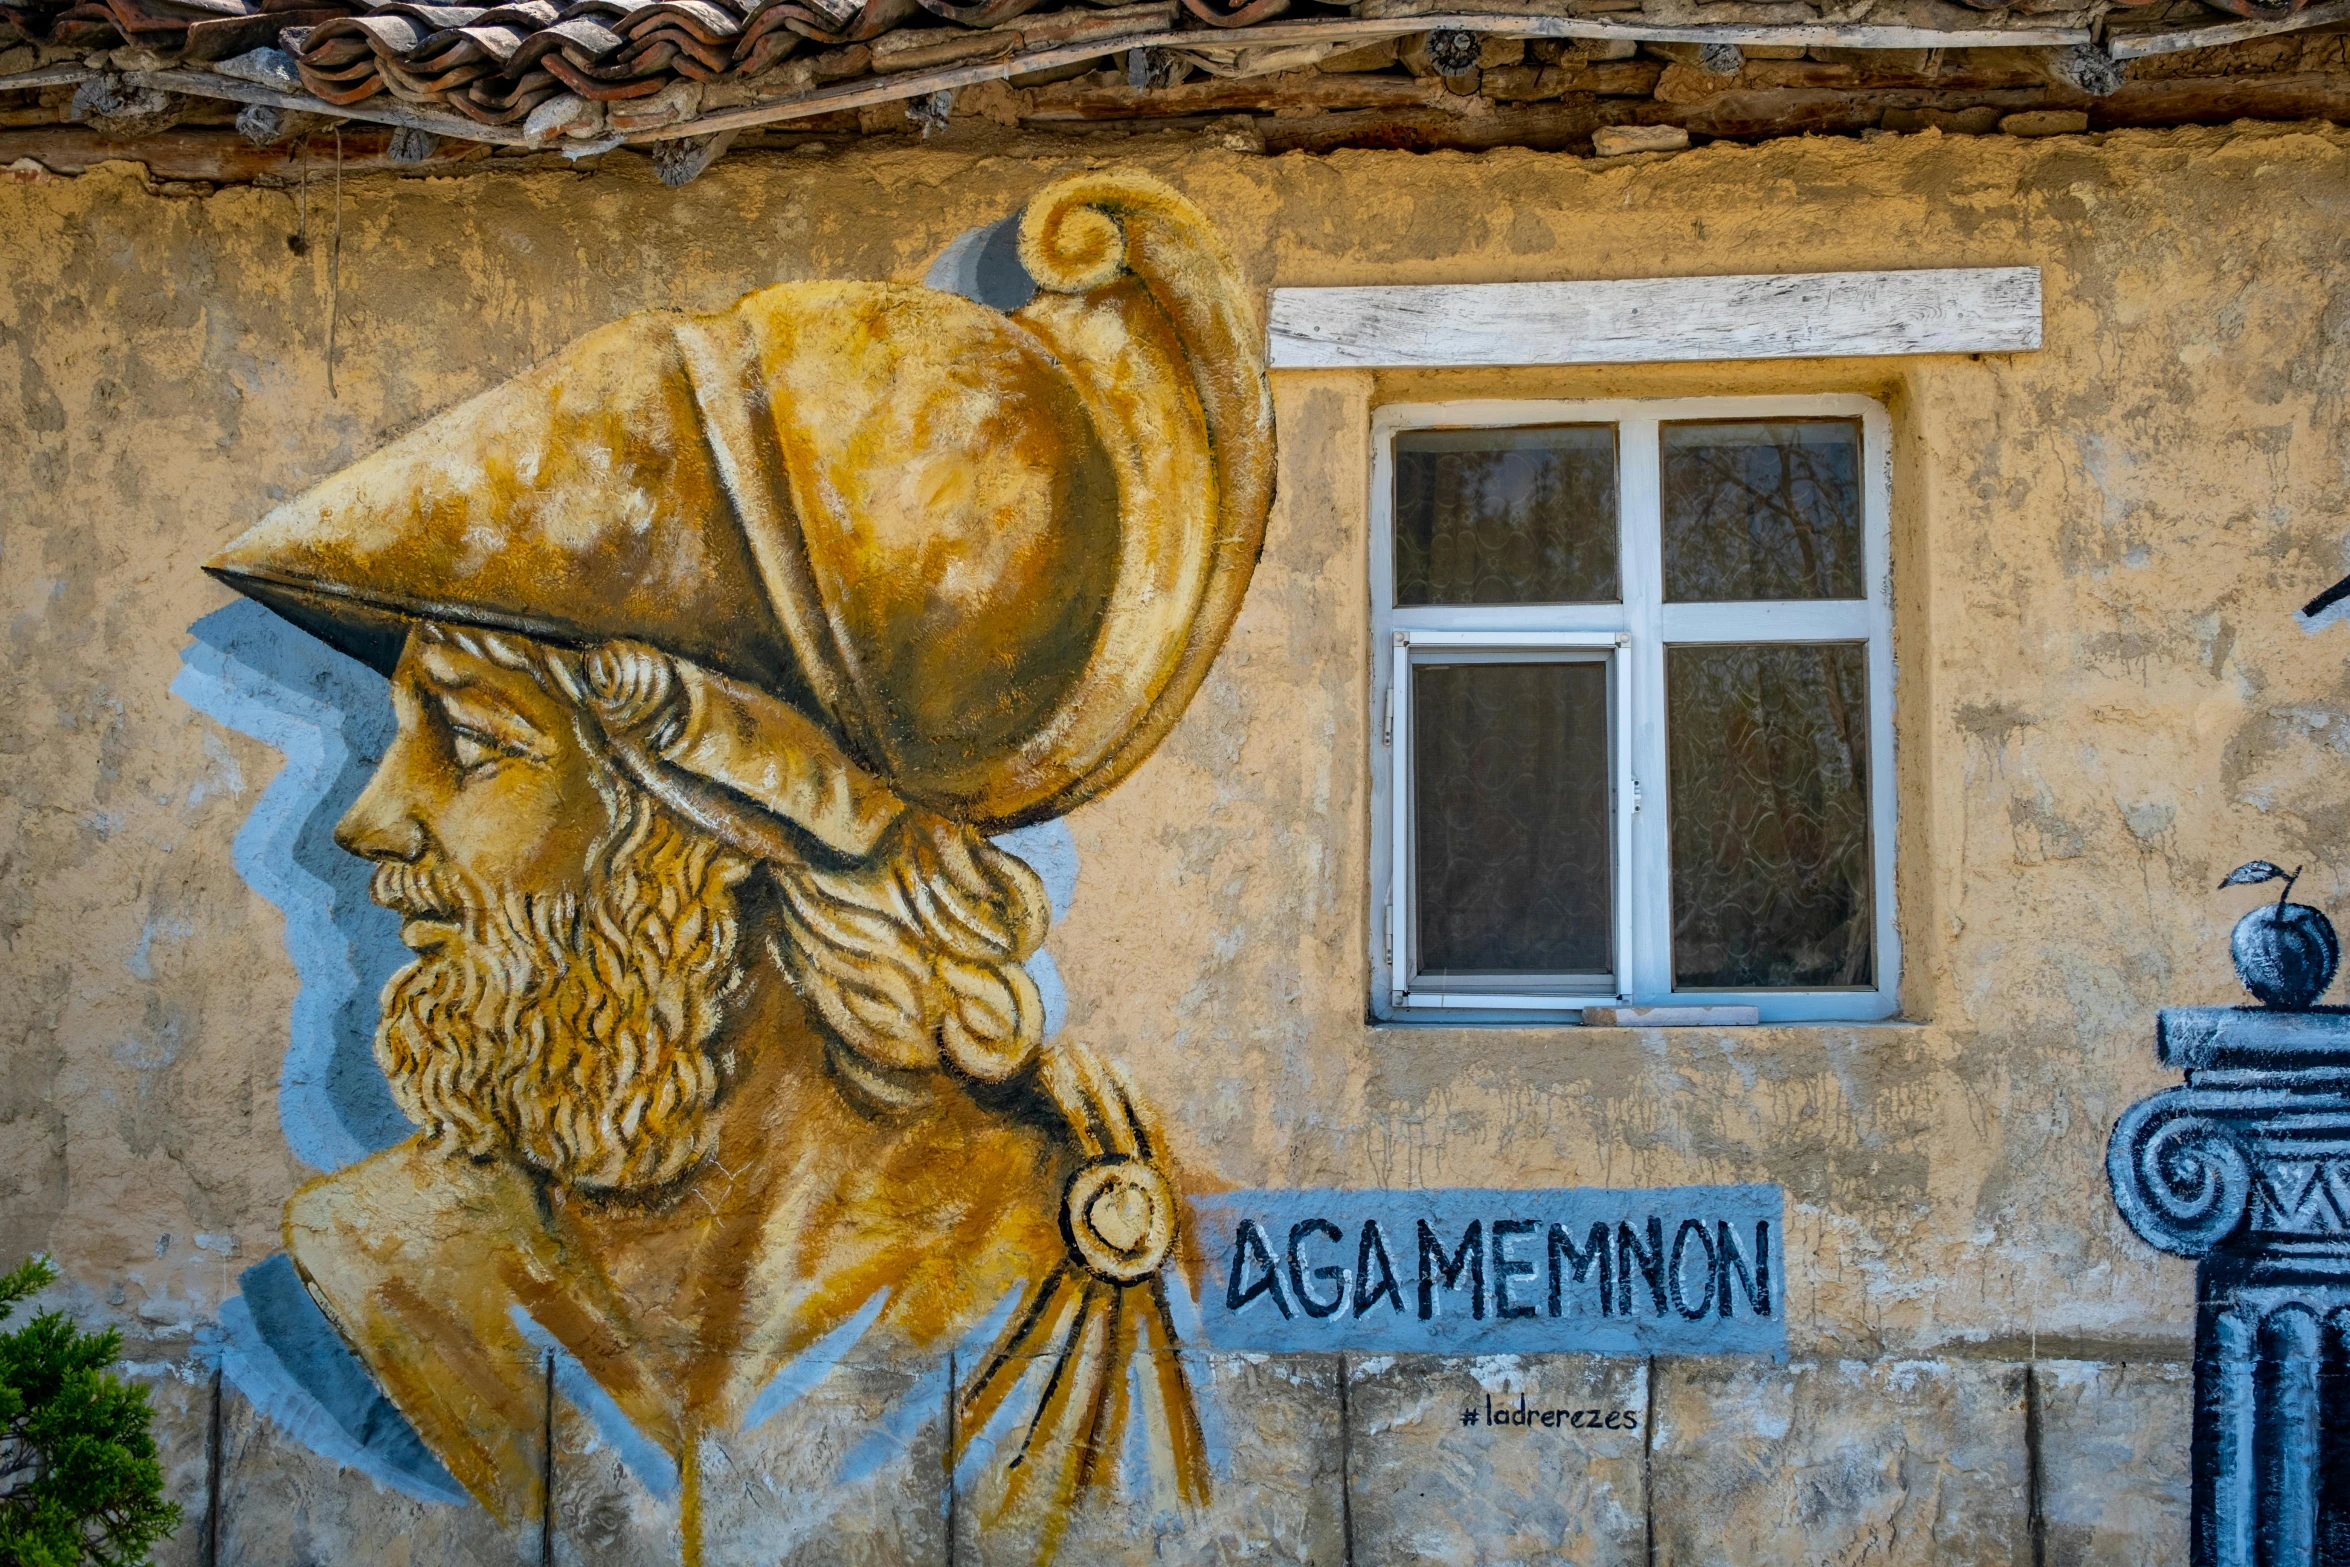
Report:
6,122,2348,1560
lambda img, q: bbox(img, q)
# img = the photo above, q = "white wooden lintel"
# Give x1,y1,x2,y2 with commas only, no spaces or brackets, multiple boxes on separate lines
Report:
1266,266,2043,370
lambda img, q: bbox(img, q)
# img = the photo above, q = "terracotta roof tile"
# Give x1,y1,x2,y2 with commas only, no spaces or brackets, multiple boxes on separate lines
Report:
1,0,2339,175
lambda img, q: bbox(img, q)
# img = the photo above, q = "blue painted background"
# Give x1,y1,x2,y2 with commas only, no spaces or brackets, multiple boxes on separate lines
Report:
1190,1186,1787,1356
174,599,414,1171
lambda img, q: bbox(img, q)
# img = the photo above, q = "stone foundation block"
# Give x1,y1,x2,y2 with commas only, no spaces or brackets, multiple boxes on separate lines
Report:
1346,1352,1648,1566
1650,1357,2029,1567
123,1354,215,1567
957,1350,1346,1567
553,1358,948,1567
214,1371,537,1565
2033,1359,2191,1567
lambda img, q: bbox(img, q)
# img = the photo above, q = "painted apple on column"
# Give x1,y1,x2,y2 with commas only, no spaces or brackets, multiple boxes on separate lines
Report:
2219,859,2338,1010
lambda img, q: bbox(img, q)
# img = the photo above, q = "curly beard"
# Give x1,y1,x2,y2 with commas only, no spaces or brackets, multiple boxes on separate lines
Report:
370,793,754,1194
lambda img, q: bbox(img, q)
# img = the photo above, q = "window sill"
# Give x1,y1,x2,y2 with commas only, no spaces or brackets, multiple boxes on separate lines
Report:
1371,997,1913,1029
1578,1004,1759,1027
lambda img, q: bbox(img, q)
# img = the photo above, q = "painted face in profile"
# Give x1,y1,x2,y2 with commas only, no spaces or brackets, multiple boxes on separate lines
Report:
335,626,614,938
335,623,755,1194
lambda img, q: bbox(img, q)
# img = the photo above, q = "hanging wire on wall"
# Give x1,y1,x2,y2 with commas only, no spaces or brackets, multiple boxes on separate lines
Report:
328,126,344,400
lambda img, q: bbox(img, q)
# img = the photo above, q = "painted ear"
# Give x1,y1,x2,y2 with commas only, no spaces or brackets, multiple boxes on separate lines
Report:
2220,860,2291,889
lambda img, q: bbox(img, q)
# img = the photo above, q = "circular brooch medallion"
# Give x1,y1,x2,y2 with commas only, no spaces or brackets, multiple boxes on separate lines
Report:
1063,1160,1176,1283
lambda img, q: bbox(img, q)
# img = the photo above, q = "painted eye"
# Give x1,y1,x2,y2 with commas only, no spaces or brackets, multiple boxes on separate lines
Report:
449,726,503,773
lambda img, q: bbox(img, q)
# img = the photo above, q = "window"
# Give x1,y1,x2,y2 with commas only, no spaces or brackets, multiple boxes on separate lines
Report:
1371,396,1897,1023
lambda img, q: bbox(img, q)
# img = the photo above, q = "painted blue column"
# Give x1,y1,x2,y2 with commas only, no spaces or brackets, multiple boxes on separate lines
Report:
2108,1007,2350,1567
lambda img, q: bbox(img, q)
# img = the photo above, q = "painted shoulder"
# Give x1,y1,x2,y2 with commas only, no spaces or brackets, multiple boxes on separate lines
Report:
283,1135,540,1281
282,1137,553,1521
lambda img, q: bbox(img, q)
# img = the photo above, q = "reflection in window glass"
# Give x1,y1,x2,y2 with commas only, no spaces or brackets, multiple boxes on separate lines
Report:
1662,420,1864,602
1413,660,1612,980
1395,426,1619,606
1667,643,1871,989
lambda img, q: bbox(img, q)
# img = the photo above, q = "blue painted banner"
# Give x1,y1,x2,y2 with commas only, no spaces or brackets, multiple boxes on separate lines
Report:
1186,1187,1785,1356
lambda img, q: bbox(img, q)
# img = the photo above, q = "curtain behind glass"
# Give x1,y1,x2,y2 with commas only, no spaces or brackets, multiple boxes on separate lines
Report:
1666,643,1871,989
1413,659,1613,980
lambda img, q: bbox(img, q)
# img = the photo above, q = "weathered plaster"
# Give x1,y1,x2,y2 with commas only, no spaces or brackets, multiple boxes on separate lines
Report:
6,119,2349,1554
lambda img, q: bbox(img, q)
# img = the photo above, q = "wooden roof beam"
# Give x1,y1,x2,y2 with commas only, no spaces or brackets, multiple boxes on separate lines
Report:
2108,0,2350,58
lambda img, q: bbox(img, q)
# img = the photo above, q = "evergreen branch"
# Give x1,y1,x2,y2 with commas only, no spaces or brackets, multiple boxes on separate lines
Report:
0,1257,183,1567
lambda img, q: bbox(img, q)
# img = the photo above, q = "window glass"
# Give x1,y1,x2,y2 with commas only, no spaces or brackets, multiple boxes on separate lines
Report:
1412,659,1612,979
1661,420,1864,602
1666,642,1872,989
1377,398,1893,1019
1395,426,1619,606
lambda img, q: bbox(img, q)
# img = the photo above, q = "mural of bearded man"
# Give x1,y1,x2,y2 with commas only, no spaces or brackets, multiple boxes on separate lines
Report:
201,170,1274,1565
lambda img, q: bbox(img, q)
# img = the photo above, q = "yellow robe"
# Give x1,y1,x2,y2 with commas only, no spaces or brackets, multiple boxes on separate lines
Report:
282,1020,1203,1564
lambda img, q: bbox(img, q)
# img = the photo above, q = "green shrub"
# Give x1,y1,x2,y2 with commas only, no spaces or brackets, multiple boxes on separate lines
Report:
0,1257,182,1567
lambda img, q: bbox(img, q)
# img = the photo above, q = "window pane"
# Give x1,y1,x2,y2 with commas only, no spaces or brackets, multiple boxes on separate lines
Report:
1662,419,1864,602
1395,426,1619,606
1667,644,1872,989
1413,659,1612,980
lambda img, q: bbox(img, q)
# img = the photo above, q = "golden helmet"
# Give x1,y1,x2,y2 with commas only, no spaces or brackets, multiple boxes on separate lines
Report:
208,171,1275,853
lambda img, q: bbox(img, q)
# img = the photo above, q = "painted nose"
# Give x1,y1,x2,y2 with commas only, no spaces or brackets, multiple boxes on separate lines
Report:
335,773,427,863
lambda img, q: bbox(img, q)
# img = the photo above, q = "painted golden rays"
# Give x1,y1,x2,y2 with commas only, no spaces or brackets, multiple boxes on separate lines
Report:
204,171,1275,1563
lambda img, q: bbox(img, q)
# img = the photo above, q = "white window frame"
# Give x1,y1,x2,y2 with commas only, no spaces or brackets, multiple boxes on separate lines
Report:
1370,393,1899,1025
